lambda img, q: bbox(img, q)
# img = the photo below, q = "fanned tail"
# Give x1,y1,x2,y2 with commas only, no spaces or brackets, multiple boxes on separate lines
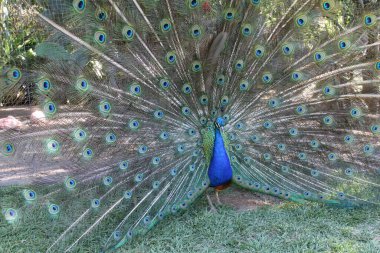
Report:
0,0,379,252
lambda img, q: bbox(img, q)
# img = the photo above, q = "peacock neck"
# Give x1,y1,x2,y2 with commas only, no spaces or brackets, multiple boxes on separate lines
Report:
207,128,233,188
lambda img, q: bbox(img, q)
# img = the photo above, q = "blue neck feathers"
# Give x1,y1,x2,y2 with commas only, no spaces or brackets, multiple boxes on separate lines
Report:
207,128,233,187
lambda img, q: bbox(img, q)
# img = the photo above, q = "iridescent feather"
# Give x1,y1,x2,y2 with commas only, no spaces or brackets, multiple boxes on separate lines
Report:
0,0,379,251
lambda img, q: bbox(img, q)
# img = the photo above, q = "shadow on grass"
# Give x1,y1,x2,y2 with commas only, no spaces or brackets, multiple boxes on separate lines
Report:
124,187,379,253
0,186,379,253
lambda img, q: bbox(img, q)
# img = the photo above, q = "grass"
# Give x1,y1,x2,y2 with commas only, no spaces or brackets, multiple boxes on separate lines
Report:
0,186,379,253
125,195,380,253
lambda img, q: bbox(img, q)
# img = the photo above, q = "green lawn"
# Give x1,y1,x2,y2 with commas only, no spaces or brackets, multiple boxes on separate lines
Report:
1,186,379,253
125,194,380,253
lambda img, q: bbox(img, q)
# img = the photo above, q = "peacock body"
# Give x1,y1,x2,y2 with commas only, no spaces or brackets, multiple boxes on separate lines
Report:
0,0,379,251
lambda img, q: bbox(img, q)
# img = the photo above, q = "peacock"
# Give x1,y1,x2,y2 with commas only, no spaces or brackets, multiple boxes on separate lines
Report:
1,0,380,251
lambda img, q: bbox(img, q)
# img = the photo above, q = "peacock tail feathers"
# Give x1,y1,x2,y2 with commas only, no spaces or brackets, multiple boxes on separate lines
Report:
1,0,380,251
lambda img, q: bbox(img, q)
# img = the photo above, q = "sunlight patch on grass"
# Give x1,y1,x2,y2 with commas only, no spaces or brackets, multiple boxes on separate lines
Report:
0,186,379,253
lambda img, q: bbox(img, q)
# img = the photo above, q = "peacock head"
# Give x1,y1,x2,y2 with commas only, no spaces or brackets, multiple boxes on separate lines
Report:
215,117,226,129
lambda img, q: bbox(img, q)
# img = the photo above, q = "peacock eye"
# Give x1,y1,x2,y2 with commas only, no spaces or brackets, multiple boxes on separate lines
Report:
181,106,191,116
216,74,226,85
339,41,347,49
241,24,252,36
3,143,15,155
254,45,265,58
129,119,140,130
363,144,374,155
113,231,121,240
138,145,147,154
103,176,113,186
328,152,337,161
96,8,107,21
160,19,172,32
105,132,117,143
190,25,202,39
37,78,52,92
91,199,100,208
165,51,177,64
224,8,236,21
128,83,141,96
159,78,171,90
187,128,196,136
199,95,208,105
365,16,372,25
94,31,107,44
152,157,161,165
48,204,60,215
124,190,133,199
371,124,380,134
289,128,298,136
75,78,90,92
98,101,111,115
135,173,144,182
154,110,164,119
363,14,377,26
23,189,37,201
177,144,185,153
122,25,135,41
268,98,280,108
298,152,306,160
345,168,354,176
321,1,334,11
73,0,86,12
262,72,273,84
282,43,294,56
191,61,202,72
234,60,244,71
220,96,229,106
160,131,169,140
350,107,362,118
65,178,77,189
120,161,129,171
375,61,380,70
240,80,249,91
189,0,199,8
5,68,22,83
314,51,326,62
295,14,309,27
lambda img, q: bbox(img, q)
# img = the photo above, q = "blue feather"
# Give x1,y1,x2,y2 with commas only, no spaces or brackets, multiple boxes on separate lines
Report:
208,119,233,187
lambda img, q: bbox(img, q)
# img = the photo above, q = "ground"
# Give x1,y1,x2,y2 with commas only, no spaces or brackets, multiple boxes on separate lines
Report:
0,185,379,253
124,186,380,253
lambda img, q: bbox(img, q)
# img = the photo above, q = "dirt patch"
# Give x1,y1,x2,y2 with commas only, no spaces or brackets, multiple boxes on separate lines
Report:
208,186,283,211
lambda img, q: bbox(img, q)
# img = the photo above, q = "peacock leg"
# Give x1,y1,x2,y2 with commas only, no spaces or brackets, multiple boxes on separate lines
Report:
215,190,222,206
206,194,217,212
